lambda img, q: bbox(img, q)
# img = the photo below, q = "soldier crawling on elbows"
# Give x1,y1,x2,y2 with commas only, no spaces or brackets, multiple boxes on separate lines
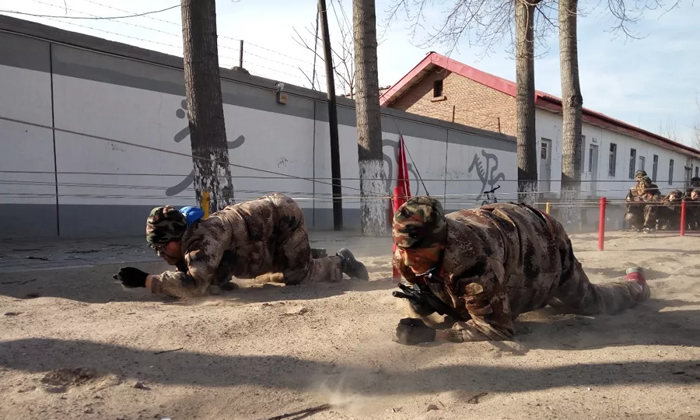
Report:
113,193,369,298
391,196,650,345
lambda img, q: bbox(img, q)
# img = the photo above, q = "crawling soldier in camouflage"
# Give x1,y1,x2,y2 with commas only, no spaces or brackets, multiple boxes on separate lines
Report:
113,193,369,298
392,197,650,345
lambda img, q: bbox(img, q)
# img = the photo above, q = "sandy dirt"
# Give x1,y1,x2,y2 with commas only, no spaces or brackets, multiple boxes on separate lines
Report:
1,231,699,420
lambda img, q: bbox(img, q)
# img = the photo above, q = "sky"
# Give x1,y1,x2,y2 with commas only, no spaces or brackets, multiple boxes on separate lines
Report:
1,0,699,146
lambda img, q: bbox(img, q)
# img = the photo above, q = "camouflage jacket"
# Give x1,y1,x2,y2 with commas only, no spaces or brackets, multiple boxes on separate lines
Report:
149,194,301,297
662,190,684,209
395,203,566,341
627,183,661,202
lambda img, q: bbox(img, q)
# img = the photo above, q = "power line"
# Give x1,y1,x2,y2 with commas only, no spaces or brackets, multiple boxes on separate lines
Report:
244,48,316,70
24,0,244,55
245,41,316,67
27,0,180,37
0,3,179,20
19,1,319,86
40,0,316,68
0,169,685,186
15,0,334,90
38,16,184,50
36,16,244,64
79,0,182,26
0,114,380,197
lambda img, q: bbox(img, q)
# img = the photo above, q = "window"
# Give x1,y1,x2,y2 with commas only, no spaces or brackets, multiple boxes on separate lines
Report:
652,155,659,182
433,80,443,97
639,156,645,172
588,147,594,173
580,135,586,169
695,167,698,178
629,148,636,179
608,143,617,177
669,159,674,185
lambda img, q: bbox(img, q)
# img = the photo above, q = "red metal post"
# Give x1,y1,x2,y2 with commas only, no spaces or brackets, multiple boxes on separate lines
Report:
598,197,606,251
680,199,687,237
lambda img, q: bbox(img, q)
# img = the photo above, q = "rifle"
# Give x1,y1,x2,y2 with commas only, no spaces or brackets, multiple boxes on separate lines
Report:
392,270,470,321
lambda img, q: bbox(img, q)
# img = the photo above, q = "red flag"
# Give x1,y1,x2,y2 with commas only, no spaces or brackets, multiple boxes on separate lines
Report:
396,135,410,201
392,135,411,282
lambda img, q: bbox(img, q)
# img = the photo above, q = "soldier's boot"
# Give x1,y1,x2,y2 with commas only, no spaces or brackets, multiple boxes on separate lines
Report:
625,267,650,301
336,248,369,280
625,267,646,286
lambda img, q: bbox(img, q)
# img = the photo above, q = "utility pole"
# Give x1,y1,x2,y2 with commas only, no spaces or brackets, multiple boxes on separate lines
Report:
318,0,343,230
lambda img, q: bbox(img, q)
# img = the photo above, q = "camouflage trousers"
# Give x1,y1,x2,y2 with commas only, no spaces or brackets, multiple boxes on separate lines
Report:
264,194,344,285
624,203,657,230
547,224,650,315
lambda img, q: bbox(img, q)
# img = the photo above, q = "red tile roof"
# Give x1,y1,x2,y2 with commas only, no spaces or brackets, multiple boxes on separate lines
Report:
380,52,700,158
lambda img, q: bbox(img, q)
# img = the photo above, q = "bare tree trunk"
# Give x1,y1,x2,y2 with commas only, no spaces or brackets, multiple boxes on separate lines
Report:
515,0,539,205
353,0,388,235
559,0,583,229
181,0,234,211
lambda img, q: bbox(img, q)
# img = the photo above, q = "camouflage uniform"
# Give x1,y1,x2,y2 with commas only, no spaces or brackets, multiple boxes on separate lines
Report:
393,197,650,342
684,178,700,230
657,189,684,230
146,193,367,298
684,177,700,198
639,177,662,229
624,171,647,230
625,176,661,230
686,189,700,230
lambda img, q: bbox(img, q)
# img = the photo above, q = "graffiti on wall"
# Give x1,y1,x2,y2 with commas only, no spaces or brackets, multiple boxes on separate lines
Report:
382,138,425,195
468,149,505,201
382,138,507,202
163,106,506,202
166,99,246,196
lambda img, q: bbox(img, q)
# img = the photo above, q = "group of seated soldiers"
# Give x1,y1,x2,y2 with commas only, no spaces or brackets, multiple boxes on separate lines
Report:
625,170,700,232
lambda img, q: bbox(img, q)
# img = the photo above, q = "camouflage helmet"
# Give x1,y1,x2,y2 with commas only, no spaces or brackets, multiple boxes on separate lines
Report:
691,189,700,198
668,189,683,199
635,170,647,179
146,206,187,246
392,196,447,249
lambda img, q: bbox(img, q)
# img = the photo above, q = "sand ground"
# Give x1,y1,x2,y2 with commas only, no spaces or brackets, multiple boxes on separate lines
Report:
0,231,699,420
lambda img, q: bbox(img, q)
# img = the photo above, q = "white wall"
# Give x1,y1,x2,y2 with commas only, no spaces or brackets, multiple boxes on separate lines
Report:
535,108,699,199
52,74,196,207
0,64,56,206
0,28,516,237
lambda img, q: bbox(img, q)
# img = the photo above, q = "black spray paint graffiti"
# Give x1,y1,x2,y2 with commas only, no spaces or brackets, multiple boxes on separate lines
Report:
382,139,425,195
166,99,246,196
469,149,506,201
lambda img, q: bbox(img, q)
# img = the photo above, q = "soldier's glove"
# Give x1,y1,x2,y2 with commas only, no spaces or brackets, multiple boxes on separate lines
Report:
396,318,437,345
113,267,149,288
